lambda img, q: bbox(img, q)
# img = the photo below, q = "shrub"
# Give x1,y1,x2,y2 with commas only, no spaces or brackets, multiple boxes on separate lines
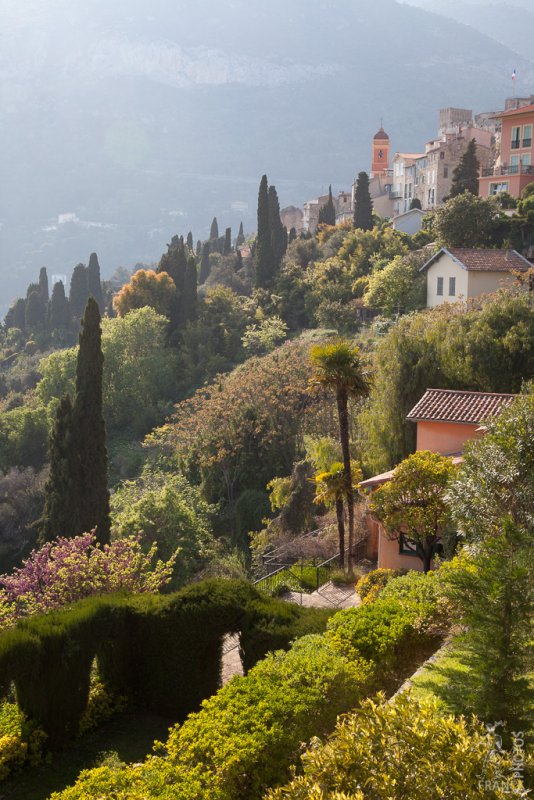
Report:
267,692,527,799
379,570,451,635
356,568,399,604
0,700,46,781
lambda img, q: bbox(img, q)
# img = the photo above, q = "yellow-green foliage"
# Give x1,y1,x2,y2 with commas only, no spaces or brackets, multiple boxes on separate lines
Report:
267,692,527,799
78,681,127,737
0,700,46,781
356,568,399,604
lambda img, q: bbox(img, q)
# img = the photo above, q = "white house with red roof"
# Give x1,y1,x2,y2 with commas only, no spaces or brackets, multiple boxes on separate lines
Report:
360,389,516,571
420,248,531,308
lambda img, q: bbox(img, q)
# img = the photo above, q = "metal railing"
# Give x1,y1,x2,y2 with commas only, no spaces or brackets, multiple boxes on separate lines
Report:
482,164,534,177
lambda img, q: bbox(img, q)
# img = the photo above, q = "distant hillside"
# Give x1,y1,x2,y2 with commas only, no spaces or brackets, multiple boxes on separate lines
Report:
2,0,533,310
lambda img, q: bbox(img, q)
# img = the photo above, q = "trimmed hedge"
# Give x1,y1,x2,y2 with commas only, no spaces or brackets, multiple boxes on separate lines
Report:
0,580,330,749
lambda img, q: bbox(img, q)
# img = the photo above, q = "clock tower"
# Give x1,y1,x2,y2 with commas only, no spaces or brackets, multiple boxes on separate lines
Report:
371,125,390,177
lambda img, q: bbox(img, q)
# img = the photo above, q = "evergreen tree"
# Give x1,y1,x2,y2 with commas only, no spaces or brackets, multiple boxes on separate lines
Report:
196,240,202,256
288,227,297,244
12,298,26,330
224,227,232,255
26,282,40,298
353,171,374,231
69,263,90,319
73,298,110,545
25,290,46,329
236,222,245,248
268,185,288,268
450,139,481,197
255,175,275,288
38,267,49,304
49,281,71,329
186,231,194,251
180,256,198,325
210,217,219,241
87,253,104,312
318,185,336,226
410,197,422,210
199,241,211,284
40,395,80,543
159,238,187,295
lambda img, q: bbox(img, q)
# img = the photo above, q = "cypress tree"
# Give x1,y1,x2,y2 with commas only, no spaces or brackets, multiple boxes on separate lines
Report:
224,227,232,255
289,227,297,244
87,253,104,312
39,267,49,303
210,217,219,241
196,240,202,256
180,256,198,325
186,231,194,251
450,139,481,197
25,290,46,329
69,263,90,319
410,197,422,210
353,171,374,231
236,222,245,248
255,175,275,288
49,281,71,329
318,185,336,226
26,282,40,299
199,242,211,284
159,238,187,296
12,298,26,330
268,185,287,268
73,298,110,545
40,395,80,543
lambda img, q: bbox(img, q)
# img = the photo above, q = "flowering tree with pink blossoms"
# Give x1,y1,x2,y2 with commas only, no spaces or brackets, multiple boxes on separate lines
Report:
0,533,176,629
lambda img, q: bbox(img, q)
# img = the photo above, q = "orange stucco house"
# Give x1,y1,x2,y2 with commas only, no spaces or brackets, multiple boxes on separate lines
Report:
360,389,516,571
479,103,534,199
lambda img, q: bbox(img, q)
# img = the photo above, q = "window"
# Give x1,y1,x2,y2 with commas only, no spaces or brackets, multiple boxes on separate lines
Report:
511,126,521,149
510,155,519,173
449,276,456,296
490,182,509,195
522,154,531,167
523,124,532,148
443,166,448,178
440,151,445,160
399,534,419,556
437,276,444,296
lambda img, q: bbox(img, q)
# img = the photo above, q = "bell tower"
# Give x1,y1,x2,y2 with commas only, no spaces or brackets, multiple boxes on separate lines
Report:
371,124,390,177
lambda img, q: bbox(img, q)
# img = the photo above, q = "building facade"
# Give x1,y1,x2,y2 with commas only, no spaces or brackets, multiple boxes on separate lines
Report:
479,103,534,199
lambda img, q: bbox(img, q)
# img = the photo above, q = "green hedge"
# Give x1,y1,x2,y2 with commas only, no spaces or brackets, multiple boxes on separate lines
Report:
0,580,330,749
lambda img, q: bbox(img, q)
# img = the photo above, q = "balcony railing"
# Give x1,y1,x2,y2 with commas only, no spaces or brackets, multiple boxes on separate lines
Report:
482,164,534,178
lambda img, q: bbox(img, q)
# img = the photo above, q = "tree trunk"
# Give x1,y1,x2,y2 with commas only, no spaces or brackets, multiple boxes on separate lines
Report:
337,386,354,573
335,498,345,570
421,544,433,574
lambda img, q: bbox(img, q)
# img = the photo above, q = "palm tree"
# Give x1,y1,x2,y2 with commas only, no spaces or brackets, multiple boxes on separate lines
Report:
310,340,371,572
314,461,362,569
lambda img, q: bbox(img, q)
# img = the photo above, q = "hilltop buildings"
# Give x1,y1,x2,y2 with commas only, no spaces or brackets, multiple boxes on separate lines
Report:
479,102,534,199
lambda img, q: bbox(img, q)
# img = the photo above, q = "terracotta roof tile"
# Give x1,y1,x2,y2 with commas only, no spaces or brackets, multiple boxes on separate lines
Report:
448,248,531,272
407,389,516,424
500,104,534,117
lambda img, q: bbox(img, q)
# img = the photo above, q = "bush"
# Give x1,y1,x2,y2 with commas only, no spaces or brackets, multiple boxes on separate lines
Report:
0,700,45,781
267,692,527,799
356,568,399,604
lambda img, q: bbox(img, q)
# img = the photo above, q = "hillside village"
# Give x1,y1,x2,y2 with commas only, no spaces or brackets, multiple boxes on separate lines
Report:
0,78,532,800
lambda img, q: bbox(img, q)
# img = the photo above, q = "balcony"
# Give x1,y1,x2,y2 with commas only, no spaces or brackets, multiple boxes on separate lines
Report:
482,164,534,178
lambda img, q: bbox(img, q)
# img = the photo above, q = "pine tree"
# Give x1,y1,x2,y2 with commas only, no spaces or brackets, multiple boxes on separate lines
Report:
353,171,374,231
73,298,110,545
40,395,80,543
38,267,49,304
87,253,104,312
318,185,336,226
224,227,232,255
236,222,245,248
25,290,46,329
255,175,275,288
199,241,211,284
186,231,194,251
210,217,219,240
268,185,288,268
450,139,481,197
69,263,90,319
49,281,71,329
180,255,198,325
12,298,26,330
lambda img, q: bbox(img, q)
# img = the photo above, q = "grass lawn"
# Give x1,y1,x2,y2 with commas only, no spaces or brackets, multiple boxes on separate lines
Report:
409,639,472,715
0,708,174,800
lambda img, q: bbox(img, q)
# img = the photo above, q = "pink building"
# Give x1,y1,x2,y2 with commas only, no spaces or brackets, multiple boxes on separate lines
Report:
479,104,534,199
360,389,516,571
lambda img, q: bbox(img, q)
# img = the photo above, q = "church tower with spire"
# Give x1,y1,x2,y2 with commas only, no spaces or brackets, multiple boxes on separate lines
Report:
371,124,390,177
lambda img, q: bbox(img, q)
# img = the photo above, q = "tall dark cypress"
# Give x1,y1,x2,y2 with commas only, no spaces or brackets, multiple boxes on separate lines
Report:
255,174,275,288
450,139,481,197
49,281,71,329
25,290,46,329
196,239,202,256
236,222,245,247
87,253,104,312
12,298,26,330
268,185,288,269
69,263,90,319
39,267,49,304
186,231,194,251
199,241,211,284
180,255,198,325
73,298,110,545
318,185,336,226
353,171,374,231
40,396,80,543
159,238,187,296
289,227,297,244
224,227,232,255
210,217,219,241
